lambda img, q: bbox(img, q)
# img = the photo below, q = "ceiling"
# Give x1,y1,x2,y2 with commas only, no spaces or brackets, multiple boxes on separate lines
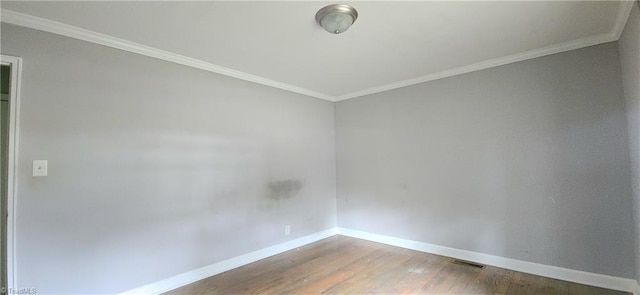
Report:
0,1,634,101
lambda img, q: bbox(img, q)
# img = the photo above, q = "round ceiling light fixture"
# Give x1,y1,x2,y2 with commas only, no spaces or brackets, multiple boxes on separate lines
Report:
315,4,358,34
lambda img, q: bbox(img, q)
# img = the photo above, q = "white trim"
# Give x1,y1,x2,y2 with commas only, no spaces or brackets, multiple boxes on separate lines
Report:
118,228,337,295
334,33,616,101
0,55,22,294
613,1,635,40
336,227,640,294
119,227,639,295
117,227,639,294
1,4,632,102
0,9,335,102
334,0,635,101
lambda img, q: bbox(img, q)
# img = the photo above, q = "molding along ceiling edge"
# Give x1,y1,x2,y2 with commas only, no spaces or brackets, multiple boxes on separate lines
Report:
0,9,336,102
334,1,635,101
1,2,635,103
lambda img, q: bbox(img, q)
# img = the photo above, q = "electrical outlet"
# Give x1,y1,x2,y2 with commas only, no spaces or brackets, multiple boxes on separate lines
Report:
284,225,290,235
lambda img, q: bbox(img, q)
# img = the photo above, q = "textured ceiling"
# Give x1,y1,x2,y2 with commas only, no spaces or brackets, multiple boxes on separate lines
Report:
0,1,633,101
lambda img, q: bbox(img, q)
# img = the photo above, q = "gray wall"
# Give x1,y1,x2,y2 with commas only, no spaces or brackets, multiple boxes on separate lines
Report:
2,10,639,293
1,24,336,293
336,42,636,278
619,4,640,283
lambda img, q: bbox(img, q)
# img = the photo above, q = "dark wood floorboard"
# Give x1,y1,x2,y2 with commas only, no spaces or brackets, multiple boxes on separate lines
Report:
166,235,629,295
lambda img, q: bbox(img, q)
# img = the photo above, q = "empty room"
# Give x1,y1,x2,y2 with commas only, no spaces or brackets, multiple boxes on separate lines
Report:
1,1,639,294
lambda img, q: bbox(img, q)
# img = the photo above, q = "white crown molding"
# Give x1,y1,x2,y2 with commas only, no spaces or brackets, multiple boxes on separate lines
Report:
118,228,337,295
334,1,633,101
336,227,640,295
0,9,336,102
613,1,635,39
0,3,632,103
334,32,616,101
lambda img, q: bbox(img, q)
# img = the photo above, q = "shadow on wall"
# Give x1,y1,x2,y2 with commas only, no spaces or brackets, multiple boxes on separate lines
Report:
338,102,633,275
27,131,313,293
267,180,303,200
335,48,634,277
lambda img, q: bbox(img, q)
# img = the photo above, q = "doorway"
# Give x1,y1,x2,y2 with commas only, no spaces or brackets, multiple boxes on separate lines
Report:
0,55,21,294
0,64,8,295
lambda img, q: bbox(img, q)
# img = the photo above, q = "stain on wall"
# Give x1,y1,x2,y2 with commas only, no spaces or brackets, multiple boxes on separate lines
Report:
267,180,302,200
1,24,337,294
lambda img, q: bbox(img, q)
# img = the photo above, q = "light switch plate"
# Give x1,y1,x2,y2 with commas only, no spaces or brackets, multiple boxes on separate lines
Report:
33,160,47,177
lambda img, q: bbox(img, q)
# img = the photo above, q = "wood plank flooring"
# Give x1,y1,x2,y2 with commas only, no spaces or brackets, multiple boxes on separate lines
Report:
166,236,629,295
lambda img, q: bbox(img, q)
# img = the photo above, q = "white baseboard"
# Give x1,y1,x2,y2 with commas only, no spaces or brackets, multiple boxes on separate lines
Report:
336,227,639,294
120,227,639,295
119,227,338,295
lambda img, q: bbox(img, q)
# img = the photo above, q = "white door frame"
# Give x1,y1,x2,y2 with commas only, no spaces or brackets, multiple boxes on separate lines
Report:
1,55,22,291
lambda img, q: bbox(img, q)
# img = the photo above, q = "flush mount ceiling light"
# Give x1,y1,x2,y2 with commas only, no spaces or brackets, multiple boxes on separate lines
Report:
315,4,358,34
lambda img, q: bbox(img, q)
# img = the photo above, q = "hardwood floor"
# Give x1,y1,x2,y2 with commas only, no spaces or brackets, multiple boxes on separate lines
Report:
167,236,629,295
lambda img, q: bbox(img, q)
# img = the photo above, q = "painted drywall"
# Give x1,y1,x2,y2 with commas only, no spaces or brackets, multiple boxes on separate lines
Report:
619,3,640,283
0,24,336,293
336,42,636,278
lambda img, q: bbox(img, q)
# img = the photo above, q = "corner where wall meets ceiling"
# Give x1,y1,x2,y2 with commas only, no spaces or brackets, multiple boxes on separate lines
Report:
0,1,635,102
